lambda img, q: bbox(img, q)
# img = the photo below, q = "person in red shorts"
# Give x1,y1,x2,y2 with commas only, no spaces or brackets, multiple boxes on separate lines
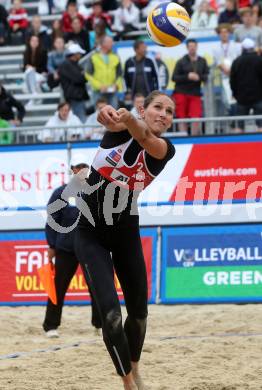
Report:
172,39,209,135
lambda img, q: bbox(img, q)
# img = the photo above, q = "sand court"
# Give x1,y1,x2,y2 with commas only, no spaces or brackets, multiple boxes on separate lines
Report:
1,304,262,390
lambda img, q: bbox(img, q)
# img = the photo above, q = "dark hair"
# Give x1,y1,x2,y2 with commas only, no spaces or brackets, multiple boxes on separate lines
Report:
186,38,197,46
143,90,173,109
58,101,70,110
24,35,43,68
133,39,144,51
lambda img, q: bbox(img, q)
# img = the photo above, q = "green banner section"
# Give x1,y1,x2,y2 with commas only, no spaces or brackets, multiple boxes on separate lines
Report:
165,266,262,299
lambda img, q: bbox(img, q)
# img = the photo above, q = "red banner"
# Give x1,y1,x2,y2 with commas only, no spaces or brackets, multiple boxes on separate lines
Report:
0,231,156,305
170,142,262,202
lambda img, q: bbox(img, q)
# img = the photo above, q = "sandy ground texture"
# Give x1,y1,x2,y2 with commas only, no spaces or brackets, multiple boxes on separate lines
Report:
1,304,262,390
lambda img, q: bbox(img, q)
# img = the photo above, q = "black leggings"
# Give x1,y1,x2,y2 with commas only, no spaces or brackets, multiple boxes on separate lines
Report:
43,249,102,331
75,223,148,376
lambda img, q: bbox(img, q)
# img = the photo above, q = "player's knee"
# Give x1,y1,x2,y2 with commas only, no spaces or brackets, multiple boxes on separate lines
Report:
103,309,122,339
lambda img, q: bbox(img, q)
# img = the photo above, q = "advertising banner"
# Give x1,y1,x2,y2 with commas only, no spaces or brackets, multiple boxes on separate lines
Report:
0,228,158,305
161,224,262,303
1,136,262,229
169,141,262,203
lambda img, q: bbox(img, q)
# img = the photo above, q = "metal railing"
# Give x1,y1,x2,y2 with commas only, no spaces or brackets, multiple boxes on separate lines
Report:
1,114,262,145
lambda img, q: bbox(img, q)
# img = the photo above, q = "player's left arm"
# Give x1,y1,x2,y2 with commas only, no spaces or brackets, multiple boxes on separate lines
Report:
199,58,209,82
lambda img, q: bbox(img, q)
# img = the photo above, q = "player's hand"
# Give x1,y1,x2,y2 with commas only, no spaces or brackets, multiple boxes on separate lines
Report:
116,108,132,124
97,105,119,126
48,248,56,264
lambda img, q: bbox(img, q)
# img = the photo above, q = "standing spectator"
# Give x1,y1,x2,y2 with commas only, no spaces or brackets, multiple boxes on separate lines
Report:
172,39,209,135
26,15,50,50
85,35,123,108
59,43,88,123
0,83,25,125
39,101,83,142
8,0,29,44
218,0,241,25
0,4,8,45
85,1,112,31
85,97,107,140
191,0,218,29
111,0,140,39
43,159,102,338
130,93,145,118
23,35,48,103
213,24,241,113
234,8,262,50
65,16,90,53
62,1,84,34
230,38,262,132
49,19,64,46
154,52,169,91
47,36,66,89
124,40,159,99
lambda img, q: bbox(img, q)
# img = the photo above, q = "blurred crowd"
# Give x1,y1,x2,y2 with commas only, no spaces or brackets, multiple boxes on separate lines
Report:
0,0,262,143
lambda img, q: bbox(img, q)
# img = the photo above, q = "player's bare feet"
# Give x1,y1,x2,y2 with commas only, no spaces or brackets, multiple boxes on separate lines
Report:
122,371,138,390
131,362,148,390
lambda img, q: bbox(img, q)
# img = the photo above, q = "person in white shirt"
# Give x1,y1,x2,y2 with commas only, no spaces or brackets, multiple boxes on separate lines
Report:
111,0,140,39
85,97,107,140
130,93,145,118
213,24,241,113
191,0,218,29
39,101,83,142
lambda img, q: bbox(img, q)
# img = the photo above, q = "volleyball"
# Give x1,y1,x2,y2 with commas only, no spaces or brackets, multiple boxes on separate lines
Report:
146,2,191,47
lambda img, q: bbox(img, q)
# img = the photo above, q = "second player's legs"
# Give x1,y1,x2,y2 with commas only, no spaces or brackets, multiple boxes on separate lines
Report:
43,250,78,331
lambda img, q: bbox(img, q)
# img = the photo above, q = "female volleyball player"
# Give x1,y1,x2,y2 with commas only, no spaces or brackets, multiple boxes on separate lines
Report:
75,91,175,390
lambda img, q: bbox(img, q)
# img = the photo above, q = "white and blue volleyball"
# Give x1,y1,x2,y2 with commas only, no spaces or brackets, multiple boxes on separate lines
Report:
146,2,191,47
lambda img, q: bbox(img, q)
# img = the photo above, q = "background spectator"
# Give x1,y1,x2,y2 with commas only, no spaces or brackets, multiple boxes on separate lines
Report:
191,0,218,29
8,0,29,44
85,97,107,140
0,83,25,125
23,35,48,103
39,101,83,142
234,8,262,50
62,1,84,33
0,4,8,45
85,35,122,108
111,0,140,40
251,2,262,25
89,19,112,49
124,40,159,99
218,0,241,25
213,24,241,114
26,15,50,50
130,93,145,118
59,43,88,123
86,1,112,32
230,38,262,132
47,36,66,89
154,52,169,91
172,39,209,135
65,16,90,53
49,19,64,46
